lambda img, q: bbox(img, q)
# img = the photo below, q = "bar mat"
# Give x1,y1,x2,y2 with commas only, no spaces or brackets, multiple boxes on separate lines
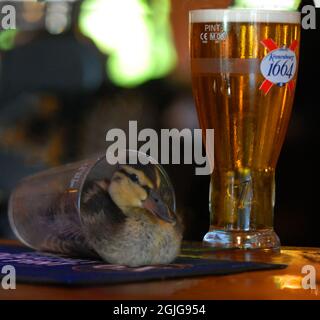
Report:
0,244,287,286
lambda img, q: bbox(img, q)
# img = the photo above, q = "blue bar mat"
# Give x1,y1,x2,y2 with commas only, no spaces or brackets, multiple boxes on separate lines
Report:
0,244,287,286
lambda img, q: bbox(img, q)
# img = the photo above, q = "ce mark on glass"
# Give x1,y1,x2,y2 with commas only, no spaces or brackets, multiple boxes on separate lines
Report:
200,32,208,43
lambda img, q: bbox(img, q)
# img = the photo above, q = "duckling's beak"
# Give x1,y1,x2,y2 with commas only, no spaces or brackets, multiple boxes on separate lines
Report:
142,189,176,223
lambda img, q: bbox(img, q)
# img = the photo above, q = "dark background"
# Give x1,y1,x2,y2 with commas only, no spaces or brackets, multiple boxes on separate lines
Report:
0,0,319,246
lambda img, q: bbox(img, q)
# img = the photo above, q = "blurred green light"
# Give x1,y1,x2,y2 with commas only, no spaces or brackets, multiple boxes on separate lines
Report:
232,0,301,10
79,0,176,87
0,29,17,51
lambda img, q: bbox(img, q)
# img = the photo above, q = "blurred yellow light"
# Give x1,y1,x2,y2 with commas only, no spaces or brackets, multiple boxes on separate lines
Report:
22,2,44,23
273,275,302,290
79,0,176,87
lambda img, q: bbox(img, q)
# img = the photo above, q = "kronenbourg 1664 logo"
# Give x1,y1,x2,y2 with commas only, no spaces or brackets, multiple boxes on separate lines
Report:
259,38,298,95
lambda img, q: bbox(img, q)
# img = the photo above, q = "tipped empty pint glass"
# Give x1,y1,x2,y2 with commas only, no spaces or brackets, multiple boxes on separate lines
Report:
8,151,175,257
189,9,301,249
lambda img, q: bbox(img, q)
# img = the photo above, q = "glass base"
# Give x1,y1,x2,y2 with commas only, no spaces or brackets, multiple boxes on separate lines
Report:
203,228,280,250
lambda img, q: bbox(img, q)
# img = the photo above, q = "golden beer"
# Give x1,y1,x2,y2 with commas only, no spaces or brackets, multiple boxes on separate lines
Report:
190,9,301,249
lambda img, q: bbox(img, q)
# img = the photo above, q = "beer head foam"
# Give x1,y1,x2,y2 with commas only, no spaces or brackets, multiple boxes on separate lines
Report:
190,9,301,24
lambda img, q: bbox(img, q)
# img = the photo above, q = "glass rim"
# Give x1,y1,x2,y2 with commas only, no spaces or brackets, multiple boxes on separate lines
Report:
189,8,301,24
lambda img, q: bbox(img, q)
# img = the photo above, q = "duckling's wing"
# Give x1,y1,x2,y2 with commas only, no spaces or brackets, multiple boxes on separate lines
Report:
39,191,97,257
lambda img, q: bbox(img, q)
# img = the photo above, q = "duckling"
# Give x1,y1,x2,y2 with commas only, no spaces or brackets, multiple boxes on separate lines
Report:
81,164,183,267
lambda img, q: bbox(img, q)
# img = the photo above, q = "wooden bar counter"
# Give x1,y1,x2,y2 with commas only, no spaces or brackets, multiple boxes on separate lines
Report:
0,240,319,300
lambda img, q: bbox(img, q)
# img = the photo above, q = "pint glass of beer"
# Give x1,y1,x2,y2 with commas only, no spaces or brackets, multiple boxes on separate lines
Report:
189,9,301,249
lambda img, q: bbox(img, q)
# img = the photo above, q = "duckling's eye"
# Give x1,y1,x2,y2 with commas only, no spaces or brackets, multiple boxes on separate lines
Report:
129,174,139,184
